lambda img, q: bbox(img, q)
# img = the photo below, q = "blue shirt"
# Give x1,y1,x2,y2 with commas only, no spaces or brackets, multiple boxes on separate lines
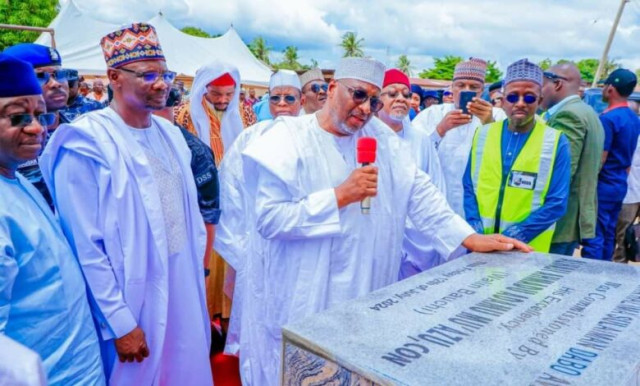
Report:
0,174,105,386
59,95,104,122
463,120,571,243
253,96,273,122
598,106,640,202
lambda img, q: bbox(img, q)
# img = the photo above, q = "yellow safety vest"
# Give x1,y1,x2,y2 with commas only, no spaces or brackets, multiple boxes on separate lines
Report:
470,119,560,252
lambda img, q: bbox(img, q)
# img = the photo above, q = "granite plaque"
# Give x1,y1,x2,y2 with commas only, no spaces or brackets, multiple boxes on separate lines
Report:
282,252,640,385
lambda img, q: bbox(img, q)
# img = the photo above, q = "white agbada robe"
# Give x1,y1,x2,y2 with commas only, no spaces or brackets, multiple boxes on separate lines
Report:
412,103,506,217
39,108,212,386
214,120,277,383
240,114,475,385
0,335,47,386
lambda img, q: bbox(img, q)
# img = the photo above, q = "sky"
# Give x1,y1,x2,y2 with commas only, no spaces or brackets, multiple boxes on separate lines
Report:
67,0,640,75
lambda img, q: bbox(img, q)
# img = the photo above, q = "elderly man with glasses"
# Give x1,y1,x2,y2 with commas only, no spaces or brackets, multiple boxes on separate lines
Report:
39,23,213,385
540,63,604,256
299,68,327,114
0,53,105,386
463,59,571,253
237,57,531,385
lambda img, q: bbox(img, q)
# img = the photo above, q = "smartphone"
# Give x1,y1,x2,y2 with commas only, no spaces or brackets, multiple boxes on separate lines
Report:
459,91,476,115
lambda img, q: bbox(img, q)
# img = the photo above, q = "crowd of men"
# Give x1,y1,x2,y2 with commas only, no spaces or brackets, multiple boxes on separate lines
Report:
2,21,640,386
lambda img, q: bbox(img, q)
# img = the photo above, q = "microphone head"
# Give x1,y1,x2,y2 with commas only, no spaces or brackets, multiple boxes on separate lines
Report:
357,136,377,164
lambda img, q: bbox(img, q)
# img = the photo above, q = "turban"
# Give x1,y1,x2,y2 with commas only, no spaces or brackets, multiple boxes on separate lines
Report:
0,54,42,97
453,57,487,83
209,73,236,87
504,58,543,87
269,70,301,91
382,69,410,89
3,43,61,68
100,23,165,68
334,57,386,89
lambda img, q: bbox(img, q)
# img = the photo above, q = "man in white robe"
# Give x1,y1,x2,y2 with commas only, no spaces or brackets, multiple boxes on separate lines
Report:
413,58,506,216
216,70,303,367
0,54,105,386
240,57,531,385
39,23,212,385
376,68,449,278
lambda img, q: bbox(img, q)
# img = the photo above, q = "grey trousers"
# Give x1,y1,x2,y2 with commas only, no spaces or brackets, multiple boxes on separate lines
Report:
613,202,640,263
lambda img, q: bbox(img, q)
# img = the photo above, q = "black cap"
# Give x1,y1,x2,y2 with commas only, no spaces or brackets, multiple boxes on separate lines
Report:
488,80,503,93
604,68,637,97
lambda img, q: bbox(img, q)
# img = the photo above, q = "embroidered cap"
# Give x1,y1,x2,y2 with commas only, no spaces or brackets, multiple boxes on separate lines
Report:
504,58,543,87
269,70,301,91
453,57,487,83
100,23,165,68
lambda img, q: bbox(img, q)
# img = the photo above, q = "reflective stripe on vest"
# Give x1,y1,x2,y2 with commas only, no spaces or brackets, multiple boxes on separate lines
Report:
470,119,560,252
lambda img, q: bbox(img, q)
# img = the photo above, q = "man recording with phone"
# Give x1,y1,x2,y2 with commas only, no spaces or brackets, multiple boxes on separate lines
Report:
413,57,506,216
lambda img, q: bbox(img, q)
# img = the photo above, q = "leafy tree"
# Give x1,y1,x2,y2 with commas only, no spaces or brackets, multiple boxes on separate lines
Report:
538,58,553,71
340,32,364,58
396,55,412,77
181,26,211,38
418,55,462,80
310,58,319,68
485,60,503,83
249,36,271,65
0,0,59,51
273,46,305,70
576,58,618,83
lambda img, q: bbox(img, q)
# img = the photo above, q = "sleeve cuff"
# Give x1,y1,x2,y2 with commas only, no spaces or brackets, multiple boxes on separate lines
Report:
99,306,137,340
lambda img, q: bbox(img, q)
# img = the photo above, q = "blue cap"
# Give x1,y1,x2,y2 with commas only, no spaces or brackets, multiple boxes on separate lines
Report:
0,54,42,97
410,84,423,98
604,68,637,97
3,43,61,68
423,90,438,99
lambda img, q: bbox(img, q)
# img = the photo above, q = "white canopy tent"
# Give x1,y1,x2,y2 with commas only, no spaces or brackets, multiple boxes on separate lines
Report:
35,1,273,85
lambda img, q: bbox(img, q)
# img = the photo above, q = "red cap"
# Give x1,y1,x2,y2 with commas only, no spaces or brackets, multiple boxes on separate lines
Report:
382,69,410,89
357,137,377,164
208,72,236,87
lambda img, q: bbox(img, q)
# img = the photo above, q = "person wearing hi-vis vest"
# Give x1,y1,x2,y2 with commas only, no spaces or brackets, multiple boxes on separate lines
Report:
463,59,571,252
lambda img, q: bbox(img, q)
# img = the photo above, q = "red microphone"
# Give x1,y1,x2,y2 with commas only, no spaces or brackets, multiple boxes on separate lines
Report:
357,137,377,214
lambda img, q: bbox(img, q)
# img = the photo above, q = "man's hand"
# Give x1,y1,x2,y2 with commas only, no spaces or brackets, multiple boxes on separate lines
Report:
114,326,150,363
462,233,534,253
436,109,472,137
468,97,494,125
334,166,378,208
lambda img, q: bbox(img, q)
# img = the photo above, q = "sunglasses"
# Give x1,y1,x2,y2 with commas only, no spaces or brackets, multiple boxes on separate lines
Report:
309,83,328,93
340,82,383,113
269,94,298,105
505,93,538,104
443,91,453,97
543,71,568,82
118,67,177,84
381,90,412,100
36,69,72,85
2,113,56,127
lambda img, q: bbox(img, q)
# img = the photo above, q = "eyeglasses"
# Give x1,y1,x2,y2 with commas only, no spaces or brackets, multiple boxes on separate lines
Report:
35,69,72,85
309,83,328,93
543,71,568,82
118,67,177,84
269,94,298,105
505,93,538,104
381,90,412,100
1,113,56,127
339,82,383,113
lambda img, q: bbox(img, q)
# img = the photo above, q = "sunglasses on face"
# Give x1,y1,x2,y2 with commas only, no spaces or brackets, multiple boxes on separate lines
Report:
2,113,56,127
36,69,72,85
269,94,298,105
309,83,328,93
381,90,412,100
118,67,177,84
505,93,538,104
340,82,383,113
543,71,568,82
443,91,453,97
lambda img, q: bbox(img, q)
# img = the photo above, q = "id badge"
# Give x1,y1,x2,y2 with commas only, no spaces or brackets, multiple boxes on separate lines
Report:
508,171,537,190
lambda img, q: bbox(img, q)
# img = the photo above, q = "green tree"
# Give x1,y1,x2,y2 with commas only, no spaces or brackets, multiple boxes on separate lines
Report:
538,58,552,71
576,58,619,83
418,55,462,80
249,36,271,65
180,26,211,38
485,60,503,83
396,55,412,77
0,0,59,51
340,32,364,58
310,58,319,68
274,46,303,70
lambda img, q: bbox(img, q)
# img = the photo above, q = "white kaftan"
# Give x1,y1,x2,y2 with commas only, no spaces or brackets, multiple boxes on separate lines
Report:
39,108,212,386
240,114,474,385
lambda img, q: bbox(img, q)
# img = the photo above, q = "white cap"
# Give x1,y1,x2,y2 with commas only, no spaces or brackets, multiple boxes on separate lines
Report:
334,57,386,89
269,70,301,91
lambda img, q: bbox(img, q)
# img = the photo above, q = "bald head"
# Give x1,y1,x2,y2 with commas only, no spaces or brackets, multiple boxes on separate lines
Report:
541,63,582,110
